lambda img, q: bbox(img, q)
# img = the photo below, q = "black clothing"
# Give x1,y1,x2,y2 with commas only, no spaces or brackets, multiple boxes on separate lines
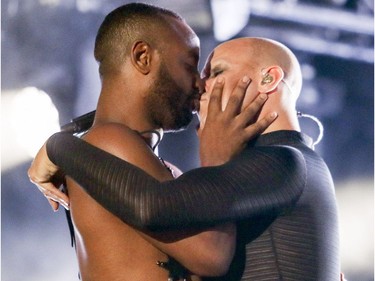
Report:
46,130,340,280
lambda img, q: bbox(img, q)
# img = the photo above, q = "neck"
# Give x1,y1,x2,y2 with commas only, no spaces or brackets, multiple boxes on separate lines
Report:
262,111,300,135
93,78,163,149
260,93,300,135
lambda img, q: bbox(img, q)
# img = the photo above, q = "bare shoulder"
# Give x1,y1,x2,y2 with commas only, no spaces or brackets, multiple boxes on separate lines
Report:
83,123,147,156
66,122,171,279
83,123,173,181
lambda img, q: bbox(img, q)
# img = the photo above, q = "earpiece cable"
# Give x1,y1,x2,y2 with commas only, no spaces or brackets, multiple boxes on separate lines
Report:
297,111,324,146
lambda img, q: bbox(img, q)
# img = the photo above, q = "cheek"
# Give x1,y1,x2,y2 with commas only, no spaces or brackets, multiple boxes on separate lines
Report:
204,76,236,110
241,83,259,109
221,81,238,110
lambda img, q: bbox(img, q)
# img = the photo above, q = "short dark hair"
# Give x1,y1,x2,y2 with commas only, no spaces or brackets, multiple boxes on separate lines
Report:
94,3,183,76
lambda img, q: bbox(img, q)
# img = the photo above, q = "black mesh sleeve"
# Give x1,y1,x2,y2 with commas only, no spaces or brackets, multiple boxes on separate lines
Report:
47,132,306,231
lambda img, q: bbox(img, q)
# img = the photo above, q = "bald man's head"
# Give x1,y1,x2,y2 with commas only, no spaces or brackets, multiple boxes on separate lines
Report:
204,37,302,99
240,37,302,97
199,37,303,133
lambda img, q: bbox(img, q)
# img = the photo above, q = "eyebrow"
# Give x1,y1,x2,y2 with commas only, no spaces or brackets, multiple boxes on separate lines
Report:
210,64,223,72
210,58,228,68
211,62,229,73
188,47,200,63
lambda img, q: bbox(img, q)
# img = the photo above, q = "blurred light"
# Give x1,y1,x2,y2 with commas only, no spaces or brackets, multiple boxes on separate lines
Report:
284,32,374,63
250,1,374,35
2,87,60,171
300,84,320,106
331,0,347,6
6,0,19,17
301,63,317,80
336,178,374,277
76,0,101,13
39,0,61,7
210,0,251,41
11,87,60,157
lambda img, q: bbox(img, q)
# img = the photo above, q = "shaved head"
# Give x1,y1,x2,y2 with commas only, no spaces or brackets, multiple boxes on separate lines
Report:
204,37,302,98
238,37,302,96
199,37,303,133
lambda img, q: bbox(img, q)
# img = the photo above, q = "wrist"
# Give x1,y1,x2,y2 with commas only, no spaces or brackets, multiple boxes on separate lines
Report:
200,154,226,167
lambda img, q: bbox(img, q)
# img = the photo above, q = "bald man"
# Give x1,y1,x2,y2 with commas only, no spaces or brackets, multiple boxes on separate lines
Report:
26,4,276,280
29,37,340,280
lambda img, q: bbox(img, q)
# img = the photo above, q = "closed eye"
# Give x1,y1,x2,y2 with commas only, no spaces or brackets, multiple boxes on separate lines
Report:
210,69,223,78
185,63,199,75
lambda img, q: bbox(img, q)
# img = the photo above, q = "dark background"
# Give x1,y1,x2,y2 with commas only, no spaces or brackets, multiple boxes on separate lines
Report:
2,0,374,280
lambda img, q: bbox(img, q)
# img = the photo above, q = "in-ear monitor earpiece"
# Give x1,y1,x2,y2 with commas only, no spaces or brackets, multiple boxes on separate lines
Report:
261,73,273,85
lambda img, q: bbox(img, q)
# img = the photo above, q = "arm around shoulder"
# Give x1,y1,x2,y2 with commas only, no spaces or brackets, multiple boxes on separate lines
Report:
45,132,307,229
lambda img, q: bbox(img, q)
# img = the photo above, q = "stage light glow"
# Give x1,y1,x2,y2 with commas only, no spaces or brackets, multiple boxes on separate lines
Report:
38,0,61,7
2,87,60,171
11,87,60,157
75,0,101,13
210,0,251,41
336,178,374,276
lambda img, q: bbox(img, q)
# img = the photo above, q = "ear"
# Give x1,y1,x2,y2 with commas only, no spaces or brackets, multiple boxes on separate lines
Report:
258,66,284,94
130,41,153,75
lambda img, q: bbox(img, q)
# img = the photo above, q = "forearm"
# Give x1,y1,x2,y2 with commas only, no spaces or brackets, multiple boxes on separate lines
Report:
47,132,306,231
139,223,236,277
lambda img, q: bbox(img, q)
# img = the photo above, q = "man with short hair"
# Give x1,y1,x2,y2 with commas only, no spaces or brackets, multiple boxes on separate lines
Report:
28,4,276,281
30,37,340,280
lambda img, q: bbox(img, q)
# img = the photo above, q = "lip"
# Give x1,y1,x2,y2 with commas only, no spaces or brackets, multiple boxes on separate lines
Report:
191,97,200,113
188,92,201,113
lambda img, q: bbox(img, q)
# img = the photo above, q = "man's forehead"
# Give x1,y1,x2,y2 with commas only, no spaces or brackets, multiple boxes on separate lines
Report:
209,49,237,65
166,16,200,48
209,41,255,65
189,32,200,46
188,35,200,55
174,30,200,54
217,40,247,53
183,36,200,60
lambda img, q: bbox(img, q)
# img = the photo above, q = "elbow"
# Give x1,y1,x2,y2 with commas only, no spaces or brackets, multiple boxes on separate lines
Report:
166,224,236,277
193,224,236,276
191,252,233,277
204,255,232,277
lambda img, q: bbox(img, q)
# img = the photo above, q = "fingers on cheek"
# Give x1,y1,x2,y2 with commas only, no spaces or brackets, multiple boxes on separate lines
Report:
219,89,233,112
222,94,231,110
212,77,225,92
204,77,214,93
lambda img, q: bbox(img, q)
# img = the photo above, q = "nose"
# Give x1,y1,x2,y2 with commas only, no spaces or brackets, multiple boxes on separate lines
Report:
195,75,205,95
204,78,212,94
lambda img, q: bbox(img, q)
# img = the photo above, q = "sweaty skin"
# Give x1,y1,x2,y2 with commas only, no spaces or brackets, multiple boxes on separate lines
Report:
54,4,237,280
67,123,217,281
29,37,340,280
46,130,339,281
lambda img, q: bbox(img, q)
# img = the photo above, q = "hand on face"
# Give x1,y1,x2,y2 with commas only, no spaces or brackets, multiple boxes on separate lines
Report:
198,75,277,166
